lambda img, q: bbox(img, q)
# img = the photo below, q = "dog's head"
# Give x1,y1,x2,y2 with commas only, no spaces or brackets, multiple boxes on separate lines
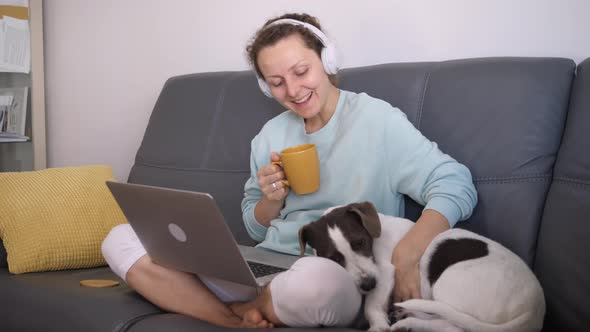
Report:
298,201,381,294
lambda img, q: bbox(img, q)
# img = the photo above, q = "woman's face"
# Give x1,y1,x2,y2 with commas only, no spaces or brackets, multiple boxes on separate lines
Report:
257,34,337,120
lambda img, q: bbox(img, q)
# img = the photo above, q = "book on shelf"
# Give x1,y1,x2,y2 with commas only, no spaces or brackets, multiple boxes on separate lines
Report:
0,86,29,142
0,9,31,73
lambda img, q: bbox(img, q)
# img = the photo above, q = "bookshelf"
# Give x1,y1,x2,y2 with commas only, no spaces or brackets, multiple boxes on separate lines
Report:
0,0,46,172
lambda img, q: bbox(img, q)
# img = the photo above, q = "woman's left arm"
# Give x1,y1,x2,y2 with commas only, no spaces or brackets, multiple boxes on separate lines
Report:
391,209,449,302
380,106,478,302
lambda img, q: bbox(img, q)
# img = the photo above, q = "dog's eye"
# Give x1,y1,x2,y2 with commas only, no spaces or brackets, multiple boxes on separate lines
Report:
351,239,366,251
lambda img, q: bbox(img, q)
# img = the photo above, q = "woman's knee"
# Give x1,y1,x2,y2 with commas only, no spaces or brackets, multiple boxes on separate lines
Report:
101,223,147,281
270,256,362,327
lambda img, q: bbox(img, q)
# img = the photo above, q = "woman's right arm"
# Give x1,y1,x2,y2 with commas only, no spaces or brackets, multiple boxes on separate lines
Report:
242,141,289,241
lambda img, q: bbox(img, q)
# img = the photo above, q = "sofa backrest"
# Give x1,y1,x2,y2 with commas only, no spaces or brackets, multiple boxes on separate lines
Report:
339,58,576,266
129,57,575,265
534,58,590,330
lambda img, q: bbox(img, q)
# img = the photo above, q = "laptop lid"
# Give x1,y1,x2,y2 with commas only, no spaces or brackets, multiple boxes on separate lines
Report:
106,181,260,287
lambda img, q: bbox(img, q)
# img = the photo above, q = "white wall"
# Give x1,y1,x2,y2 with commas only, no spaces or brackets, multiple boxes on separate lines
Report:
44,0,590,180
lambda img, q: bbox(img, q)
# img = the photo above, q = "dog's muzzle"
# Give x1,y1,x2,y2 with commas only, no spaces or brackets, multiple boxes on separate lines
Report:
360,276,377,292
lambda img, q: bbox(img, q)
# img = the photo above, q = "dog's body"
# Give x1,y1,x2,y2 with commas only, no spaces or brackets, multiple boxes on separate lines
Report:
299,202,545,332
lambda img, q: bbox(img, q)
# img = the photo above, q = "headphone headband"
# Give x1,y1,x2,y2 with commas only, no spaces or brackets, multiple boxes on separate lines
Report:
256,18,339,97
265,18,331,48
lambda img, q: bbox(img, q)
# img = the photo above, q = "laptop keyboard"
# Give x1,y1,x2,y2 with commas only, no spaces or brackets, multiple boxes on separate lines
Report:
247,261,287,278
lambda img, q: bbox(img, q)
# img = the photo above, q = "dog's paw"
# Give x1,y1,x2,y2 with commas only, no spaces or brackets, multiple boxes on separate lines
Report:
390,320,411,332
388,305,413,324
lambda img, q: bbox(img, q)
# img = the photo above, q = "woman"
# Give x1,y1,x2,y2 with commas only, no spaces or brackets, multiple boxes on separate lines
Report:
102,12,477,329
239,12,477,326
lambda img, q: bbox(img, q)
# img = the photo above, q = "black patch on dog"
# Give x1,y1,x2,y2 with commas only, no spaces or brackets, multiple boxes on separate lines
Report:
299,203,377,267
428,238,489,285
333,211,375,259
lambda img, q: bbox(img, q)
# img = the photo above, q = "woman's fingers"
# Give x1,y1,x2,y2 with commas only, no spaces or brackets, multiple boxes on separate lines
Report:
256,153,289,200
393,264,421,303
258,166,286,189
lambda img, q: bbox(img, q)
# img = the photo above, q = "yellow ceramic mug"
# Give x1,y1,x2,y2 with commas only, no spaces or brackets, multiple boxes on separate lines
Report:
272,143,320,195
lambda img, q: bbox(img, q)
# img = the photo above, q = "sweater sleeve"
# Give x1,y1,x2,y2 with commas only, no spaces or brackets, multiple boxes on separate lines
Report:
241,135,268,242
385,108,478,227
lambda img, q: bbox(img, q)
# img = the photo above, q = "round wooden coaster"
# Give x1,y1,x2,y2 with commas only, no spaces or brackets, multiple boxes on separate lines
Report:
79,279,120,288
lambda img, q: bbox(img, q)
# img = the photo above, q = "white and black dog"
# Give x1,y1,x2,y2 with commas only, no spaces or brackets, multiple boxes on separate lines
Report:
298,202,545,332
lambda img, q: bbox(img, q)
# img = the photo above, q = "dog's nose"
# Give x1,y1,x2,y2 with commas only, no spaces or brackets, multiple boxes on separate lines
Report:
360,276,376,292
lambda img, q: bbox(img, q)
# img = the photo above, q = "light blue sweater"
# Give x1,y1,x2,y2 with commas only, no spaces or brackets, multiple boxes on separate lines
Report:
241,90,477,255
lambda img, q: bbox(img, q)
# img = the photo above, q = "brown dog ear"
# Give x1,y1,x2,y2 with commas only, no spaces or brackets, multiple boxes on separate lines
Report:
350,202,381,238
298,224,312,257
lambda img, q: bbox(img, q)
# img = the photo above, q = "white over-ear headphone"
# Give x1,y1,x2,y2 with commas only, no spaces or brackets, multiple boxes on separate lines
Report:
256,18,339,98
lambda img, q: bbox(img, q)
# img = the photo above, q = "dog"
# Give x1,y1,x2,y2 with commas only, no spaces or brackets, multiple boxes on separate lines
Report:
298,202,545,332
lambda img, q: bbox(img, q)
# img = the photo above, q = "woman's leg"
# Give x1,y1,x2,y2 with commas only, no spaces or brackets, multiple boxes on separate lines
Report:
101,224,271,328
232,256,362,328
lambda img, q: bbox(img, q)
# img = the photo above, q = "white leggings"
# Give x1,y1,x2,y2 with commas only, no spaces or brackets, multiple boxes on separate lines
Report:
101,224,361,327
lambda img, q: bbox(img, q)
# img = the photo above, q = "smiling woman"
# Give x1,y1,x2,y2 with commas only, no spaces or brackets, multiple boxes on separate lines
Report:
239,11,477,329
257,33,339,133
247,17,341,134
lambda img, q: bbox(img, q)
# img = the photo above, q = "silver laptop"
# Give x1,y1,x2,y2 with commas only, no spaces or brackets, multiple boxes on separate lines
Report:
106,181,298,291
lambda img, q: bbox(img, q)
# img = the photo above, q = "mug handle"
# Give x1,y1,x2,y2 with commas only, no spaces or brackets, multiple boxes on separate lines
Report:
271,161,290,187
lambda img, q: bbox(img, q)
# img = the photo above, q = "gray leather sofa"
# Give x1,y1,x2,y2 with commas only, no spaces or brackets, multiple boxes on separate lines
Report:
1,57,588,331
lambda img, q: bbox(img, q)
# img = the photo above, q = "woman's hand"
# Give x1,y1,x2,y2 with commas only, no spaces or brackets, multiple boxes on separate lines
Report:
392,242,422,302
253,153,290,226
391,209,450,302
257,152,289,201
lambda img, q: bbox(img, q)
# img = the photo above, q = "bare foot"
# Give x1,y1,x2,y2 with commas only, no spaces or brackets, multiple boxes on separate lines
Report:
229,301,250,318
229,287,282,328
239,308,274,328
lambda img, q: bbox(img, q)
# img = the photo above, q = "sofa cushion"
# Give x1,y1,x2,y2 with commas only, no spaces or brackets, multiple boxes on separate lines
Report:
0,165,127,273
0,267,162,332
535,58,590,330
340,57,575,265
418,57,574,265
127,313,357,332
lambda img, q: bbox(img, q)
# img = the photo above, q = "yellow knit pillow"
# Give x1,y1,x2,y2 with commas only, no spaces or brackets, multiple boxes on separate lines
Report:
0,165,127,274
